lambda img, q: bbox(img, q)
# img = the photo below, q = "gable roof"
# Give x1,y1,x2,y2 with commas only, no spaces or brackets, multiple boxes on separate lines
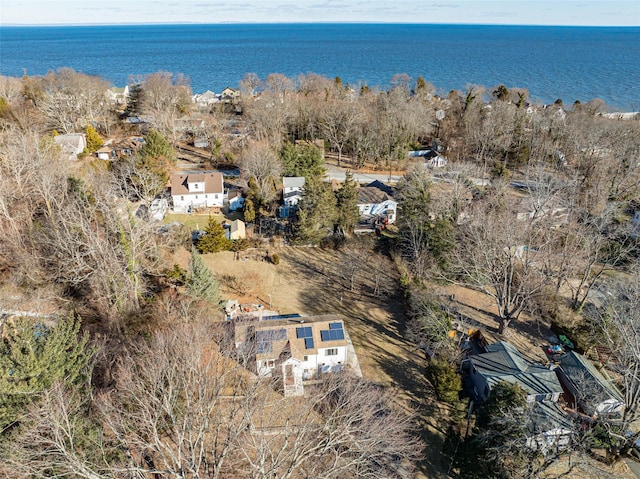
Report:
230,219,245,234
357,186,395,205
283,176,305,189
54,133,86,154
558,351,624,405
171,171,224,196
469,341,564,398
365,180,394,196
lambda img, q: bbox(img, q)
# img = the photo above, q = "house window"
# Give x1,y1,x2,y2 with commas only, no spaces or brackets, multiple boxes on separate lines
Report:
180,196,184,201
266,360,275,368
215,194,219,199
205,195,208,199
195,195,198,199
325,348,338,356
303,355,309,362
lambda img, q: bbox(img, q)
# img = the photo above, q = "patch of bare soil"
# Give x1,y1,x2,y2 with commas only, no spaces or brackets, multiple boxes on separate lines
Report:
443,284,554,364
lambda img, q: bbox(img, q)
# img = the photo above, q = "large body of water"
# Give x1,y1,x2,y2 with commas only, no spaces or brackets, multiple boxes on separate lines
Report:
1,23,639,111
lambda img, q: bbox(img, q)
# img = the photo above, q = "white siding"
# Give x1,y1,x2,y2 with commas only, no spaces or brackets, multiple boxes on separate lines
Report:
172,192,224,212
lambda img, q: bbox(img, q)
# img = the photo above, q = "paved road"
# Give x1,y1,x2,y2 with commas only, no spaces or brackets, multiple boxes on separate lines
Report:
325,166,490,187
324,167,403,184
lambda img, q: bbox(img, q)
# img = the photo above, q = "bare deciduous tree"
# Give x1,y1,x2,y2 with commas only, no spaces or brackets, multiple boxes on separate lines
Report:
453,191,553,335
139,71,192,144
241,140,282,204
37,68,110,133
5,321,422,479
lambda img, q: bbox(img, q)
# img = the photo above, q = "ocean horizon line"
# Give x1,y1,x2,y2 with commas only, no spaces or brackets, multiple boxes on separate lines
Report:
1,22,638,29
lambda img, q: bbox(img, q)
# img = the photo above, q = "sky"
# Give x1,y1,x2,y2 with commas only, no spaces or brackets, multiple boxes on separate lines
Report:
1,0,639,26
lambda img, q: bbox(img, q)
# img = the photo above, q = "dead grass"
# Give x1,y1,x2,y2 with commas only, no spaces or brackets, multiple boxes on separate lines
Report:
170,243,637,479
168,245,449,477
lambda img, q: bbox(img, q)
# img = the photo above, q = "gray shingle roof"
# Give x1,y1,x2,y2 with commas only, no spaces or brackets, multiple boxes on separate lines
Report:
558,351,624,404
283,176,305,189
470,341,564,398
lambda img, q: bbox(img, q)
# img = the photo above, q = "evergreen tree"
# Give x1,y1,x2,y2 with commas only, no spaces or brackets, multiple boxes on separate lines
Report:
197,216,231,254
493,84,510,102
125,82,142,117
0,315,93,428
140,129,175,164
243,197,256,224
84,124,103,153
293,177,337,244
280,142,325,178
335,171,360,236
186,248,222,307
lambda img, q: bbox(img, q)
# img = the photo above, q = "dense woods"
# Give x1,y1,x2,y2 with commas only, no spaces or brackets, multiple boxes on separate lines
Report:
1,68,640,478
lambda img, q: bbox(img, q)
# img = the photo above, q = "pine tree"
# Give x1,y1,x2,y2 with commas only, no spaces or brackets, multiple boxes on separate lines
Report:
293,177,337,244
0,315,93,428
335,171,360,236
186,248,222,307
84,124,103,153
281,142,325,178
243,197,256,224
140,129,175,164
197,216,231,254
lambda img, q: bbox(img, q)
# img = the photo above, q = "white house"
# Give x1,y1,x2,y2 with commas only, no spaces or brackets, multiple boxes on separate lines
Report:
234,315,350,397
54,133,86,160
357,186,397,224
104,85,129,106
283,176,305,207
171,171,224,213
192,90,219,108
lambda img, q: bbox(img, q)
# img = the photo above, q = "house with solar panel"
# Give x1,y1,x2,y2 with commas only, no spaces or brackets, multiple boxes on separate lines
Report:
233,314,350,397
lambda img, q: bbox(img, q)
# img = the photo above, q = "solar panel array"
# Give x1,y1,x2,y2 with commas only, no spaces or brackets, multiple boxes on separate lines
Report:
320,322,345,342
297,326,314,349
296,326,312,339
256,328,287,354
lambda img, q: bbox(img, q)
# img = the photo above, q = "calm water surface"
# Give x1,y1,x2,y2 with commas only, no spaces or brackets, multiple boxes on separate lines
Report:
1,23,639,110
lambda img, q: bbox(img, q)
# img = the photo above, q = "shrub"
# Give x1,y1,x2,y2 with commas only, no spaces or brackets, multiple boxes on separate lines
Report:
270,253,280,265
426,358,462,403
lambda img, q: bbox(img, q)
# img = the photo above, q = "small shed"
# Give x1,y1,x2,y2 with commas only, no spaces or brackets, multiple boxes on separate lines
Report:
228,219,246,240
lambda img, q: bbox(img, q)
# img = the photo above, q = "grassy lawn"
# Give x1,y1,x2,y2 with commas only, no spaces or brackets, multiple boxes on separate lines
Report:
164,210,244,230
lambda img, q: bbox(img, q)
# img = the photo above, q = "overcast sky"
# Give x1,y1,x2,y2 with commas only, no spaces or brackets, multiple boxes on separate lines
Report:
1,0,638,26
